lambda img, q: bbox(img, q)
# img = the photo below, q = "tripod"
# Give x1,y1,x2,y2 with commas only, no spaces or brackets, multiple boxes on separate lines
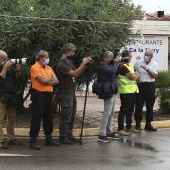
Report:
79,66,93,145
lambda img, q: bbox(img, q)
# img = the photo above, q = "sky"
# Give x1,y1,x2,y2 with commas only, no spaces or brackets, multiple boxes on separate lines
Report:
132,0,170,14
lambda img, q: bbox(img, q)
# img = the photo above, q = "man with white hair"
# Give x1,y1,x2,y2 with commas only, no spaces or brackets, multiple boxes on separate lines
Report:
134,49,159,132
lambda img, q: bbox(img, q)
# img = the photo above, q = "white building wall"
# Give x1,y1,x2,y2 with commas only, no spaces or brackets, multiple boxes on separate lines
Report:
126,36,168,71
129,20,170,71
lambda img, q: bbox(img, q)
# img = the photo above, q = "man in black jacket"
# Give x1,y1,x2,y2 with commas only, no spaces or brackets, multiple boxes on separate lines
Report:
0,50,23,149
97,51,120,143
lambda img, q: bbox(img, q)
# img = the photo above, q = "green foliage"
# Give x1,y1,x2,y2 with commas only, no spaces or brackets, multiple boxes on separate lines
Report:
155,71,170,114
0,0,143,87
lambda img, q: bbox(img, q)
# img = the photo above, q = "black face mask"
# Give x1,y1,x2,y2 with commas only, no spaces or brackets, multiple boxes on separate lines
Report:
68,55,73,59
110,59,114,64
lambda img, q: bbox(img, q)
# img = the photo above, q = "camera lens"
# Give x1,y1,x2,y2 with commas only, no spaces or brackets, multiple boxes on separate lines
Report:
120,57,129,63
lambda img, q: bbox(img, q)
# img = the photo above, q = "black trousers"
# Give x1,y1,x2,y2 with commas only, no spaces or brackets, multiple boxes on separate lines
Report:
59,92,77,139
118,93,136,131
135,82,155,123
29,90,53,138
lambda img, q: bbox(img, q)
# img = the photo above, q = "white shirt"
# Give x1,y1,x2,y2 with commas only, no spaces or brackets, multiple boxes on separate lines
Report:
134,59,159,82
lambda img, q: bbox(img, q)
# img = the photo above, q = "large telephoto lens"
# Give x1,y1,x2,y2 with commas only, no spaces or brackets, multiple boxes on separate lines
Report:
11,58,27,64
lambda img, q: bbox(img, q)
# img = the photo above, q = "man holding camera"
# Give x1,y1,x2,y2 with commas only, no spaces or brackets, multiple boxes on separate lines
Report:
0,50,23,149
117,50,140,136
29,50,59,150
56,43,91,145
97,51,120,143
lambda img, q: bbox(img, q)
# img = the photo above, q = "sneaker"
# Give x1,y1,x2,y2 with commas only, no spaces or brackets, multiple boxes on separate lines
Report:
126,128,141,133
59,138,74,145
8,138,23,146
98,136,111,143
107,133,121,140
117,130,130,136
0,142,8,149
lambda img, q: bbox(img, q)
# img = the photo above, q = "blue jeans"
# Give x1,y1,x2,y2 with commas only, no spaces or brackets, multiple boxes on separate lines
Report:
99,95,117,136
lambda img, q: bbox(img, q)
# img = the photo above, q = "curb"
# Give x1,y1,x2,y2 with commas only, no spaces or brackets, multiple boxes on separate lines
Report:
3,120,170,137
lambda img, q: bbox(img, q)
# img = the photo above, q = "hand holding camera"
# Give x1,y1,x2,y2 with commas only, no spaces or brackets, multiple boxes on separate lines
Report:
3,60,13,69
83,57,93,66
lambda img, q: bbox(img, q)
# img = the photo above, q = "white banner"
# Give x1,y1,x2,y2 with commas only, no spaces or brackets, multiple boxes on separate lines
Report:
126,36,168,71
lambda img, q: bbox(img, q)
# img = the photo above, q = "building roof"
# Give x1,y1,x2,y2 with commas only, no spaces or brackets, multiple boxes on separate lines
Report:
146,14,170,21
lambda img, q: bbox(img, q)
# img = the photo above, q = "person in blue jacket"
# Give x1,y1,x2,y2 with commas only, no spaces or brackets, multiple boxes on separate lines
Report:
97,51,120,143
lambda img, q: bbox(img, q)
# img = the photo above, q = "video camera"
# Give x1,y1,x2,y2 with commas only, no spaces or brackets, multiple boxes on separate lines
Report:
86,55,99,66
114,49,129,63
2,58,27,65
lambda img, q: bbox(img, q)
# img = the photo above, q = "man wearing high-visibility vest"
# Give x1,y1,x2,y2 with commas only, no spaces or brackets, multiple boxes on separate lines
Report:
117,50,140,136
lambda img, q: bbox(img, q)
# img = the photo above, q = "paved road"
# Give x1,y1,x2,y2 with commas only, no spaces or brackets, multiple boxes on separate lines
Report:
0,129,170,170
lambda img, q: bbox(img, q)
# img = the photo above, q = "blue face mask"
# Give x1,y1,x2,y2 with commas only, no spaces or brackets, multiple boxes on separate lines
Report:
43,58,50,65
144,55,150,62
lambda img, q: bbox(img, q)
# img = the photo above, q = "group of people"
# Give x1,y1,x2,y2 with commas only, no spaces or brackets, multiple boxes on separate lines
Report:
97,49,158,143
0,43,91,150
0,43,158,149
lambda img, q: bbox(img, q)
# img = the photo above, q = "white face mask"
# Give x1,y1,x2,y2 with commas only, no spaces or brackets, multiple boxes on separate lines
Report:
43,58,50,65
144,55,150,62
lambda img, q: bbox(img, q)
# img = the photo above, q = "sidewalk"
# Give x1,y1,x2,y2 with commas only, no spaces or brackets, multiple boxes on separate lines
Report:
3,90,170,137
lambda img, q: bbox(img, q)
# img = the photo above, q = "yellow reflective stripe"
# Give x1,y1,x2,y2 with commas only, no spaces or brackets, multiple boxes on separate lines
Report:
118,75,129,79
119,82,137,86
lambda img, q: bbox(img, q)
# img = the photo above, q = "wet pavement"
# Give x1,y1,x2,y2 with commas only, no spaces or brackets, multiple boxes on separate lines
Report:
0,129,170,170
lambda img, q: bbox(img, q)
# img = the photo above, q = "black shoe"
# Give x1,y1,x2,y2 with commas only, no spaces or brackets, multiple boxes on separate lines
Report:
44,135,60,146
8,138,23,146
136,121,141,132
98,136,111,143
59,138,74,145
30,142,41,150
0,142,8,149
68,136,80,143
107,133,121,140
144,125,157,131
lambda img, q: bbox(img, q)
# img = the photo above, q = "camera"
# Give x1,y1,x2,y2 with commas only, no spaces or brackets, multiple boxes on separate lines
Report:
91,55,98,61
10,58,27,64
119,57,129,63
2,58,27,65
86,55,98,66
114,49,129,63
114,49,120,58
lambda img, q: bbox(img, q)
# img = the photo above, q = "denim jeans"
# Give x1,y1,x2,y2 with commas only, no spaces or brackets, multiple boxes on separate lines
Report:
99,94,117,136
